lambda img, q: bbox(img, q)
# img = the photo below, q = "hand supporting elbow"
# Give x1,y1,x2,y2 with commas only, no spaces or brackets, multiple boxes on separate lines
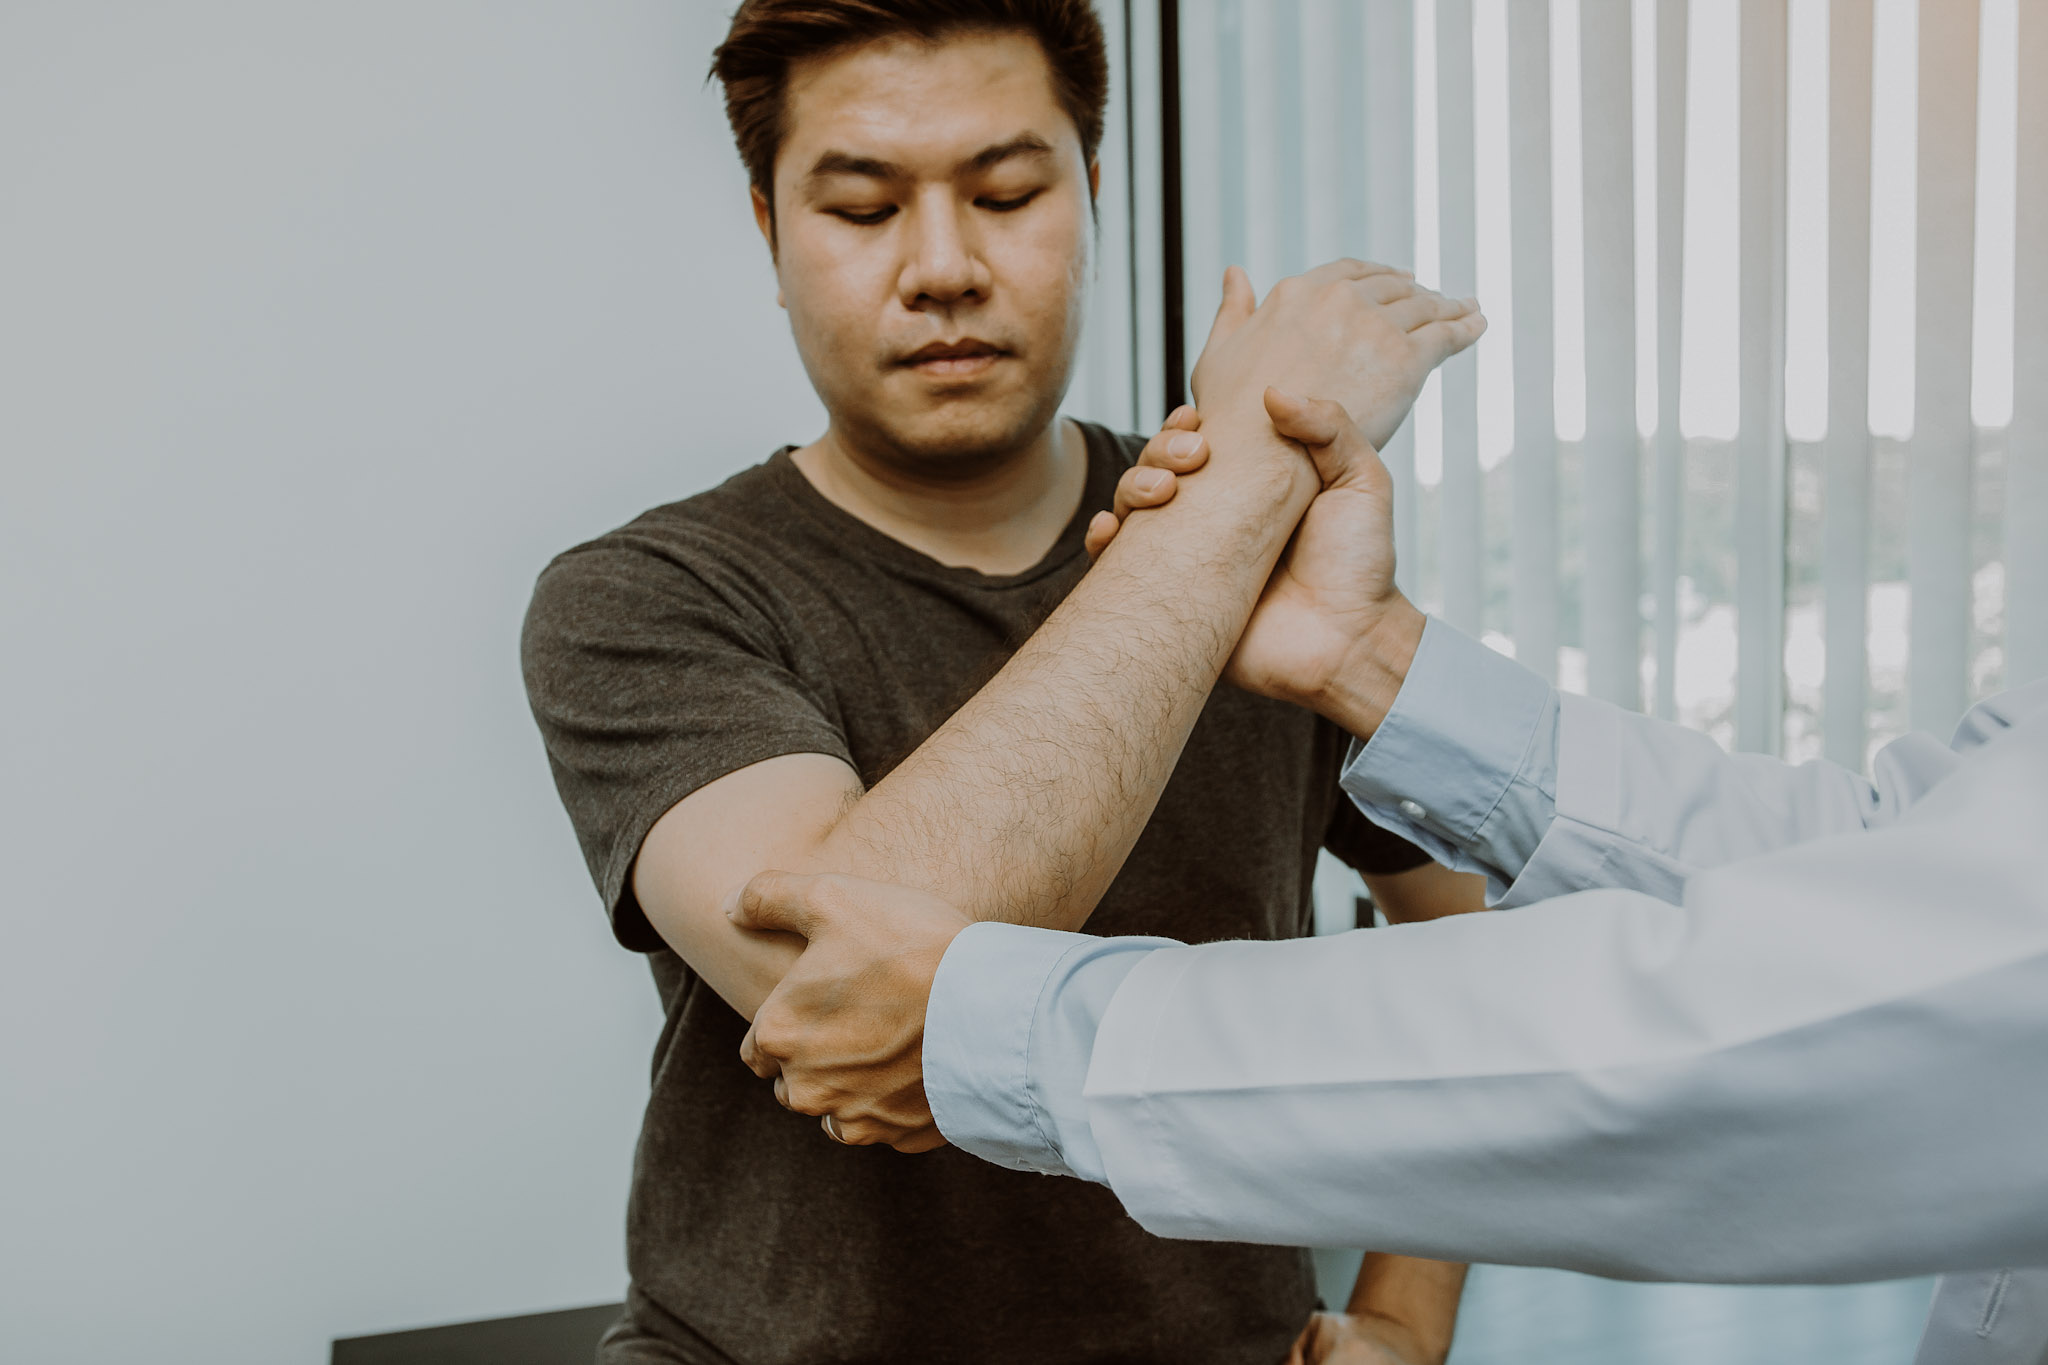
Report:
730,870,973,1154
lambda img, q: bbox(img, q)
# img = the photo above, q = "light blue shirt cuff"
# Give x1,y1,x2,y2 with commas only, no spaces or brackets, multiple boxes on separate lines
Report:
925,922,1176,1182
1339,617,1560,892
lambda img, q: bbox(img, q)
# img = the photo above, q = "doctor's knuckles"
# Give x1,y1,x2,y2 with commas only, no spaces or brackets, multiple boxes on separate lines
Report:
730,870,966,1152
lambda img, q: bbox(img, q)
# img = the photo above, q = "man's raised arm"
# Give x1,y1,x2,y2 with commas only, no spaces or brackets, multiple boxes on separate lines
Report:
622,263,1483,1038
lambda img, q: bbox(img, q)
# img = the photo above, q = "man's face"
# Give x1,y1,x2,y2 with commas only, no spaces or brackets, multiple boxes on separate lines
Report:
760,30,1095,474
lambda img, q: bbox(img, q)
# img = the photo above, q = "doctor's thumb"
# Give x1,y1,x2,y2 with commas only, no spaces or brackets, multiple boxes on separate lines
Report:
726,869,823,939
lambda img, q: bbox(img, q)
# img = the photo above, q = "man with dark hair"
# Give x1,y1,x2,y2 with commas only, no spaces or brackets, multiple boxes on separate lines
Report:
521,2,1487,1360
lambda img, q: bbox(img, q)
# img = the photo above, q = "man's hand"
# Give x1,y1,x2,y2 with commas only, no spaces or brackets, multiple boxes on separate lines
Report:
1190,262,1483,455
730,870,971,1153
1285,1310,1443,1365
1092,393,1425,733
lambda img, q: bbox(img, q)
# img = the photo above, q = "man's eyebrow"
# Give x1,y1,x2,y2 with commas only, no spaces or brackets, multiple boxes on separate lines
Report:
962,133,1056,172
802,134,1055,187
805,150,906,183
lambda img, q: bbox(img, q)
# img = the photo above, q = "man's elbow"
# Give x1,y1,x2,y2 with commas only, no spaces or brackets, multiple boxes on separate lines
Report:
1364,863,1488,923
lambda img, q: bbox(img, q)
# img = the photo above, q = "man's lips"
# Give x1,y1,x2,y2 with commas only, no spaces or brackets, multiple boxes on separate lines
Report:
897,339,1008,377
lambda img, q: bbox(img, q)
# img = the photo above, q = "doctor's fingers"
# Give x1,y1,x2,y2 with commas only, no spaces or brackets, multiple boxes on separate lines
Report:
1114,461,1186,518
777,1076,936,1147
1087,468,1179,558
889,1124,948,1154
825,1111,942,1150
739,1021,781,1080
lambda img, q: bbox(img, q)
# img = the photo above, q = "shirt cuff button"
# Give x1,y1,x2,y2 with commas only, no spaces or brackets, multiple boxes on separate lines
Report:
1397,798,1428,821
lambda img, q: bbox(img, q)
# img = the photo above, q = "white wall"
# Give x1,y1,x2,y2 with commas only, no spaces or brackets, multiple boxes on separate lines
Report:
0,4,835,1360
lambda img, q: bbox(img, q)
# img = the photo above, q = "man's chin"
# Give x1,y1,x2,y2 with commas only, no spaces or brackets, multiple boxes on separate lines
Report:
857,401,1058,477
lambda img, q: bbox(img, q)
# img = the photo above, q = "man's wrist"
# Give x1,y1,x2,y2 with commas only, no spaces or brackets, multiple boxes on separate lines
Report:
1307,597,1425,739
1185,413,1320,513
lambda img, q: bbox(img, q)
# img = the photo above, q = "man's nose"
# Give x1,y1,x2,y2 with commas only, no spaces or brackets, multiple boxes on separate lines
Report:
897,194,990,309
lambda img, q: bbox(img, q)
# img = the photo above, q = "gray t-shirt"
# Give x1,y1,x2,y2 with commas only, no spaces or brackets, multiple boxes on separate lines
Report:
521,423,1427,1364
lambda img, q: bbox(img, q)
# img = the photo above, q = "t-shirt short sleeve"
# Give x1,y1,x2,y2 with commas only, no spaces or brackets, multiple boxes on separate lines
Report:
1323,785,1432,877
521,533,852,951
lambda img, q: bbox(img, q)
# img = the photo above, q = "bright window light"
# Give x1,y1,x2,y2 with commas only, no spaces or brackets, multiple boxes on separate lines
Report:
1415,0,1443,487
1783,0,1830,443
1679,0,1738,440
1551,0,1586,442
1474,0,1516,470
1867,0,1917,440
1633,0,1658,438
1973,0,2018,430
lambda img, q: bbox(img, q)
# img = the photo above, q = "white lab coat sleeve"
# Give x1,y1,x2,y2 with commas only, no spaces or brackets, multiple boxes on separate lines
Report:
923,922,1173,1179
1082,711,2048,1284
1335,623,2044,913
1337,619,1560,896
1916,1268,2048,1365
1499,684,2048,909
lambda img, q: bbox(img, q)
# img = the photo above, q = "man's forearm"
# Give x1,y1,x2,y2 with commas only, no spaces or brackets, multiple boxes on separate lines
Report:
1345,1253,1468,1365
813,430,1315,929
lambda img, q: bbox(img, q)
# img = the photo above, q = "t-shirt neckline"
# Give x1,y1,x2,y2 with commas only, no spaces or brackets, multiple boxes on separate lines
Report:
763,421,1123,591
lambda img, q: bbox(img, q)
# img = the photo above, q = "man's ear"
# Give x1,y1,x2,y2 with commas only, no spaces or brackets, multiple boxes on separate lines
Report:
749,185,784,307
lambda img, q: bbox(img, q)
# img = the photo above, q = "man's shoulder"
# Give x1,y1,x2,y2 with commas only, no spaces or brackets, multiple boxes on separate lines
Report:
521,452,814,655
536,453,798,583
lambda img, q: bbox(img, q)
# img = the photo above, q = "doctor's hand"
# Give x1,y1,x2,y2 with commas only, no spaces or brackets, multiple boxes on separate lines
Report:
730,871,970,1154
1091,392,1425,737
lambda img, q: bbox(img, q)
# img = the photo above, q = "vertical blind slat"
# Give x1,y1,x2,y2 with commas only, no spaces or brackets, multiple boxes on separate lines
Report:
1509,0,1559,681
1652,0,1688,721
1823,0,1875,766
1438,0,1484,632
1335,0,1371,258
1272,0,1307,279
1300,0,1346,267
1176,0,1224,389
1240,0,1282,291
1581,2,1641,706
1736,0,1788,752
1076,0,1137,428
1126,0,1165,427
2006,0,2048,687
1908,0,1979,734
1367,0,1421,598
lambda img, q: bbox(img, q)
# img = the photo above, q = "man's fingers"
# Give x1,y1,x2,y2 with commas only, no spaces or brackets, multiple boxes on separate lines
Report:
1383,288,1478,335
1202,265,1256,352
1350,271,1421,306
726,869,823,939
1415,309,1489,362
1298,257,1410,287
1160,403,1201,432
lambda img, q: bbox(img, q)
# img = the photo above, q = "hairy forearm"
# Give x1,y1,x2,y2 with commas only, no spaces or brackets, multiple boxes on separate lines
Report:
816,435,1314,929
